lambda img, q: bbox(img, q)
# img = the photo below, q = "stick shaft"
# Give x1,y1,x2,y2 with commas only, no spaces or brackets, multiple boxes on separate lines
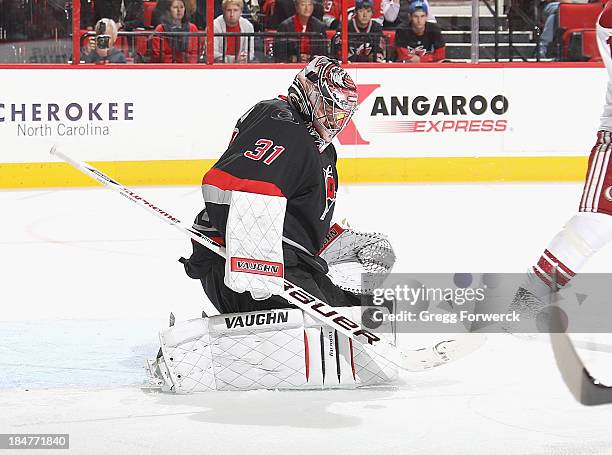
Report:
51,147,225,257
50,147,387,349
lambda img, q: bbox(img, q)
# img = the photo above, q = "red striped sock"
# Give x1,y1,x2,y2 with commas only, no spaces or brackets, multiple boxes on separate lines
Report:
532,249,576,290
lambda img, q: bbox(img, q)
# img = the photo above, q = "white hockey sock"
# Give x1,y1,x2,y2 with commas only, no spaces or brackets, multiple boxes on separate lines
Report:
532,212,612,290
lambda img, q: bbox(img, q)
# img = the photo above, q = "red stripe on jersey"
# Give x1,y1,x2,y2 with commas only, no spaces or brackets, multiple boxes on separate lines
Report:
203,168,285,197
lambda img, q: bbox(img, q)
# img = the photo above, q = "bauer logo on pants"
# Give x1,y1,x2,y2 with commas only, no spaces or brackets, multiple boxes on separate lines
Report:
230,257,284,277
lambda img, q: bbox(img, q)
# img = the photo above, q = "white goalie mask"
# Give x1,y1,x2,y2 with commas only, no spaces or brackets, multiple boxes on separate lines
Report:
288,56,358,150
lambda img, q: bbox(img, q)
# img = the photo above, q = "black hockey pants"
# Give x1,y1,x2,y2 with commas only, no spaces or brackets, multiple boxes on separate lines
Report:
180,240,361,314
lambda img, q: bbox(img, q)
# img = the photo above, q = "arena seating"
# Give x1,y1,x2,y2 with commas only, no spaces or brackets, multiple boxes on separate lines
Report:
558,2,603,59
144,1,157,28
567,29,602,62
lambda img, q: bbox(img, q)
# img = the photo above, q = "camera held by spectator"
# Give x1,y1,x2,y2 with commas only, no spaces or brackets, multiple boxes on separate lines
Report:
82,18,127,63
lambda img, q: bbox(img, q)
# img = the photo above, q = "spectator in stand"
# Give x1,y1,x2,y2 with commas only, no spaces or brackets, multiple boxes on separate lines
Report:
185,0,198,19
82,18,127,62
93,0,144,30
394,0,444,62
537,0,586,58
151,0,194,28
193,0,257,30
268,0,324,28
322,0,383,29
333,0,385,61
151,0,200,62
381,0,434,28
151,0,207,30
274,0,327,62
322,0,349,29
243,0,262,29
214,0,255,62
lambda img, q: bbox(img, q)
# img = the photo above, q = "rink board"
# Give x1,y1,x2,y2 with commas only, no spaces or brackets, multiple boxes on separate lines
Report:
0,66,603,187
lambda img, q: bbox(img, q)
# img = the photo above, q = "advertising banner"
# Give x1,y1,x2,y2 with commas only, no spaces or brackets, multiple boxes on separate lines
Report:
0,66,605,186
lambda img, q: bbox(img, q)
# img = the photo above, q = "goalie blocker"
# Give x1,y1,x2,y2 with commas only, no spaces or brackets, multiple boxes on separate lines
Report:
146,306,398,392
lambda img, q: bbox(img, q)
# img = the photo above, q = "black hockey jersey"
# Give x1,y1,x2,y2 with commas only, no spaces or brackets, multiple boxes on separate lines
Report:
395,22,445,58
200,98,338,256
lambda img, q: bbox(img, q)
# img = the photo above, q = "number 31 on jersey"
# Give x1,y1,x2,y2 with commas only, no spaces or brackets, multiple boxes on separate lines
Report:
244,139,285,165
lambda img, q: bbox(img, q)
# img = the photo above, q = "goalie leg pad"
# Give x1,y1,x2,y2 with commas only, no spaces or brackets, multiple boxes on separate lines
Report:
303,308,399,387
147,308,398,393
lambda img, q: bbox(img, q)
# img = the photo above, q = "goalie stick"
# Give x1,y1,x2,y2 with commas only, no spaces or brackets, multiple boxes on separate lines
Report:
50,146,484,373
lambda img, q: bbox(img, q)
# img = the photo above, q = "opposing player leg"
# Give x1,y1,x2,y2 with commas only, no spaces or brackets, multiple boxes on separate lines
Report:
513,131,612,310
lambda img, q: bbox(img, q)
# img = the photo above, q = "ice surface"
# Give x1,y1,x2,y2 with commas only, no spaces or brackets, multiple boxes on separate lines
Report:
2,183,612,454
0,319,160,389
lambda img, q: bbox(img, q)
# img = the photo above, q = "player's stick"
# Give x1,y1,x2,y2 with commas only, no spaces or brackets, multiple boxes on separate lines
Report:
550,332,612,405
51,146,485,372
548,276,612,406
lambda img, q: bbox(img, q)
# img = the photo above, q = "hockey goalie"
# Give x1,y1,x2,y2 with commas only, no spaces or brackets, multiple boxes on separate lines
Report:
145,56,405,393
